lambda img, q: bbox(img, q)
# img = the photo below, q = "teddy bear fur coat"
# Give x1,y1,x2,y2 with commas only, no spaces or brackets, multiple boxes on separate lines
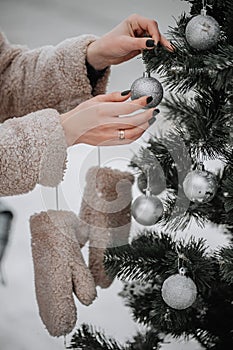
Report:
0,32,110,196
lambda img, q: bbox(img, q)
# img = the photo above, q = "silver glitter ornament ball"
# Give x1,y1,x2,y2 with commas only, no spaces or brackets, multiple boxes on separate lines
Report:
161,274,197,310
131,72,163,108
131,195,163,226
183,169,218,203
185,14,220,51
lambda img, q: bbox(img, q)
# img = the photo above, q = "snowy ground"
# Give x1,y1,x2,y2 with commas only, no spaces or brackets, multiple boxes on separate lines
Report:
0,1,228,349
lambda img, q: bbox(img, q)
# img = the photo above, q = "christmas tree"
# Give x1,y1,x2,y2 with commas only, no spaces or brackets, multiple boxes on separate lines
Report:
68,0,233,348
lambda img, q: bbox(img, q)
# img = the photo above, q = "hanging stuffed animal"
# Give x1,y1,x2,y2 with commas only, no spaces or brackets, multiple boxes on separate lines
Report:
77,166,134,288
29,167,134,336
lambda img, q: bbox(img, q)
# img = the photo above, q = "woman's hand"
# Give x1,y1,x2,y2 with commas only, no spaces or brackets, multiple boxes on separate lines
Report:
60,91,158,147
86,14,173,70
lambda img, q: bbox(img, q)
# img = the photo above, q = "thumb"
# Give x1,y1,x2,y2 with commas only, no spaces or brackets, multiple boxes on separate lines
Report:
71,250,97,305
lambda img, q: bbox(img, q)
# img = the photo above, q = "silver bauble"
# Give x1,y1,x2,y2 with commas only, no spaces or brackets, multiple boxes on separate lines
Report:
137,171,166,195
131,195,163,226
161,274,197,310
131,72,163,108
185,14,220,51
183,169,218,203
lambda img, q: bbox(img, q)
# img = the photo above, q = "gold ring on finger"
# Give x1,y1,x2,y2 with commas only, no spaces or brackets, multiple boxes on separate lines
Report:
118,129,125,140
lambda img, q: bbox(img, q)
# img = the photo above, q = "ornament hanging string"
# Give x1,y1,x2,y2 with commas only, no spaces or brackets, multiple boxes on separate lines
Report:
202,0,207,15
145,166,151,197
175,243,190,273
55,181,66,348
197,143,205,165
202,0,207,10
195,139,205,170
141,48,150,75
97,146,101,167
55,185,59,210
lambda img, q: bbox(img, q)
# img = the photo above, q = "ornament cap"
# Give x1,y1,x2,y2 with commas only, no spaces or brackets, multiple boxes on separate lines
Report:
196,162,205,171
143,71,151,78
179,267,187,276
201,8,207,16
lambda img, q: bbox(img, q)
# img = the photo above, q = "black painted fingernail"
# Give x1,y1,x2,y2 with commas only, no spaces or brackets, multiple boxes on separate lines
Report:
146,96,153,104
121,89,131,96
153,108,160,116
148,116,156,126
146,39,155,48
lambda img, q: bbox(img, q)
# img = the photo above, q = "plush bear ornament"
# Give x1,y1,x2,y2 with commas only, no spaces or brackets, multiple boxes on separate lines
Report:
77,166,134,288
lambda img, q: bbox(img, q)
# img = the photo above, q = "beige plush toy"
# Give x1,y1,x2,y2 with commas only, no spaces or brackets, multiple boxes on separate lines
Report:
30,210,96,337
77,166,134,288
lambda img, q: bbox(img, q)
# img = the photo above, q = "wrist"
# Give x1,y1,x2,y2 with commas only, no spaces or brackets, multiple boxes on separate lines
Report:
86,40,109,71
60,113,77,147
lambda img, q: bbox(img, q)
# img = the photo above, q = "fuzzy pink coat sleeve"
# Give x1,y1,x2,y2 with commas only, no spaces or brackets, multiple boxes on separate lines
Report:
0,32,110,120
0,33,110,196
0,109,67,196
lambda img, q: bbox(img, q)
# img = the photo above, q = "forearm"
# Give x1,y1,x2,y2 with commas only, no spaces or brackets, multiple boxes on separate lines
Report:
0,109,67,196
0,33,110,121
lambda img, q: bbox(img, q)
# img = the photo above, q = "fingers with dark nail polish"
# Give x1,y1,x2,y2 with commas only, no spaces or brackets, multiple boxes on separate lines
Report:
148,116,156,126
146,96,153,104
149,109,160,126
121,89,131,96
153,108,160,116
146,39,155,48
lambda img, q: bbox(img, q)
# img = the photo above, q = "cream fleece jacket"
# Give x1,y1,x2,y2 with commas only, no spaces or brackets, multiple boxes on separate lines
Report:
0,33,110,196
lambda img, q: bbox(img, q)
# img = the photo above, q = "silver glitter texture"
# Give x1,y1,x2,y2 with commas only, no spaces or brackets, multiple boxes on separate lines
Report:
161,274,197,310
131,195,163,226
183,169,218,203
131,74,163,108
185,14,220,51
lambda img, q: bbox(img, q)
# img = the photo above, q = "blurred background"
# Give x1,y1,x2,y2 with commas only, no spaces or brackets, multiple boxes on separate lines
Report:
0,1,226,349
